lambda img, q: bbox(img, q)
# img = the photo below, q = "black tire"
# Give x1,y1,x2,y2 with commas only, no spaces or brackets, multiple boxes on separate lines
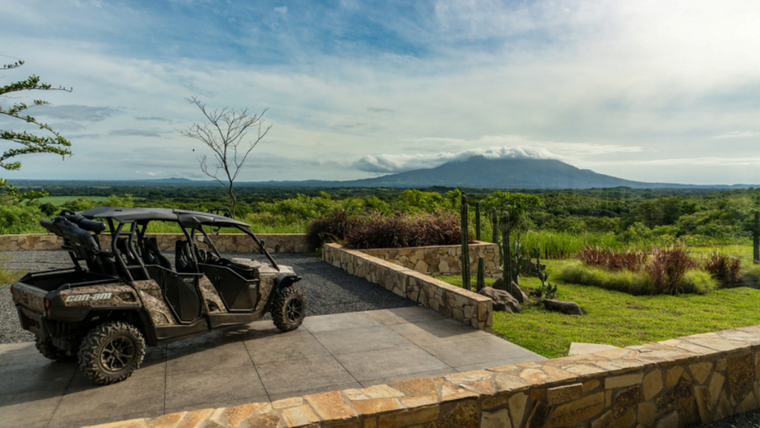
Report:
78,321,146,385
36,337,76,362
271,287,306,332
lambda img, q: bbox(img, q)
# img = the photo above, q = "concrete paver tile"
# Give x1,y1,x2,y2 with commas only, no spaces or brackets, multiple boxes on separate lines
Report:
256,355,357,396
336,345,451,382
0,390,63,428
0,357,76,396
48,377,165,427
387,318,481,344
302,312,381,333
313,325,415,356
244,332,330,365
167,341,253,376
165,366,267,411
365,306,447,326
420,335,542,368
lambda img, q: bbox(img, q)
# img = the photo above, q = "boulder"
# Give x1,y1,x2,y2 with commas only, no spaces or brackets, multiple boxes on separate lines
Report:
478,286,522,313
543,299,584,315
491,278,529,303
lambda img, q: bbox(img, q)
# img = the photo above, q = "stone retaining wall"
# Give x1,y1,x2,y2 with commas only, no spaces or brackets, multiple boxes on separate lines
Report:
359,241,499,276
0,233,311,253
323,243,494,332
88,325,760,428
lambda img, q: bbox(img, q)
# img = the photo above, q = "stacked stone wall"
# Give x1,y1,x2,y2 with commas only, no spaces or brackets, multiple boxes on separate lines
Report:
323,243,494,331
88,326,760,428
0,233,311,253
359,241,499,276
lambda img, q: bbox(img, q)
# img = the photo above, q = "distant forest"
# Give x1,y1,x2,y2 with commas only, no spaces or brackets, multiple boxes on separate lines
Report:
4,180,759,245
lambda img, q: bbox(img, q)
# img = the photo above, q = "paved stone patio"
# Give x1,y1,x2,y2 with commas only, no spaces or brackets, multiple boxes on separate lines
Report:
0,306,543,428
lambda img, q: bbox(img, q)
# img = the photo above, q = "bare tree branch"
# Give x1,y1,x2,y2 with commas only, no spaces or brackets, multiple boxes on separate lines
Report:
179,96,272,218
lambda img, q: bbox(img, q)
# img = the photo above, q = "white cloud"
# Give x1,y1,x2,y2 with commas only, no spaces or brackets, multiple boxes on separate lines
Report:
274,6,287,15
714,131,760,139
3,0,760,185
353,146,555,173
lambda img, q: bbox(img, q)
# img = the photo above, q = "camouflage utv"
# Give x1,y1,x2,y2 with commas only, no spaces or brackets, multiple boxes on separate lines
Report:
10,207,306,384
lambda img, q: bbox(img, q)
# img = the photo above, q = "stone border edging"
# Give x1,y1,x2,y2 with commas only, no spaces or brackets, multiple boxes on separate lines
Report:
358,241,500,276
322,243,494,331
0,233,311,253
85,325,760,428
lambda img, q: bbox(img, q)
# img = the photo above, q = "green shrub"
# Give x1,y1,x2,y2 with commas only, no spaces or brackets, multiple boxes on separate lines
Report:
559,262,654,295
680,270,718,294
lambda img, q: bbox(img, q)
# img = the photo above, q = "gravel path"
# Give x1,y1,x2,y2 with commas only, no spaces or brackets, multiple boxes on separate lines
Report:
694,410,760,428
0,250,414,344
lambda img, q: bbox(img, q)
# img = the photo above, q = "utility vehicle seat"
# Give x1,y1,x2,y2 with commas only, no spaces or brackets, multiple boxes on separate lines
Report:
143,237,172,269
176,240,197,273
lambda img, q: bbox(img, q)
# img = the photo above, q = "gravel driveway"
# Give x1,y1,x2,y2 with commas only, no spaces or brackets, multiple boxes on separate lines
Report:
0,250,415,344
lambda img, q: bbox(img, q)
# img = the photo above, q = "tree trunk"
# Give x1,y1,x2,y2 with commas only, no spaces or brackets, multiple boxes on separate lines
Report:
229,186,237,219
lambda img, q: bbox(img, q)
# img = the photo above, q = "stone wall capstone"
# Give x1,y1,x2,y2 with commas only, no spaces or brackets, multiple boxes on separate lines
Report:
359,241,499,276
323,243,494,331
0,233,311,253
86,325,760,428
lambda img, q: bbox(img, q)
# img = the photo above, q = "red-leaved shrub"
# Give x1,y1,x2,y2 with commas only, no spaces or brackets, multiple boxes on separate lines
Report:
703,251,742,288
646,245,696,295
345,211,466,249
306,209,360,249
578,245,646,272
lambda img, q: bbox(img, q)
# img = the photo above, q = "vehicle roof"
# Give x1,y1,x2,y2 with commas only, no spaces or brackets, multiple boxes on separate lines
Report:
79,207,251,229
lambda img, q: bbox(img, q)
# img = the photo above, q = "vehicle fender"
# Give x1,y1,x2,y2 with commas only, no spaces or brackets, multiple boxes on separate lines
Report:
274,273,302,291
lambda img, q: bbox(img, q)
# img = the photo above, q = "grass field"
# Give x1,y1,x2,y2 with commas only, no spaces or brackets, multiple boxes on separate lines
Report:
37,196,110,206
438,257,760,359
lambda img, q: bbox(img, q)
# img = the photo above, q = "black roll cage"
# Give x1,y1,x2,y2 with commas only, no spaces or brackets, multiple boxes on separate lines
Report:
105,218,280,283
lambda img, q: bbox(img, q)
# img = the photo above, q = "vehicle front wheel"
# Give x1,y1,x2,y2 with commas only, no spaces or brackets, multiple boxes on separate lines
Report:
78,321,146,385
271,287,306,332
36,337,76,362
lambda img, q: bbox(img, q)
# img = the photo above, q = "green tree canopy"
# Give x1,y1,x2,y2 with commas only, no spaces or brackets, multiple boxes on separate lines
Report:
1,60,72,199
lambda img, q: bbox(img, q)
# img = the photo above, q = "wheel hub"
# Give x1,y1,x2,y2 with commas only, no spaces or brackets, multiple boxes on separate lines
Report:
101,337,135,372
285,298,303,322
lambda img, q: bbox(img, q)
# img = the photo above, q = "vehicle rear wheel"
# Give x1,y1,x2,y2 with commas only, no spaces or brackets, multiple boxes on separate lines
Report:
36,337,76,362
271,287,306,332
78,321,146,385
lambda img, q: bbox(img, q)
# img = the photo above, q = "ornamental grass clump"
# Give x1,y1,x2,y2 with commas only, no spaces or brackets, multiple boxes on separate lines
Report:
562,243,717,295
578,245,646,272
645,245,697,295
702,251,742,288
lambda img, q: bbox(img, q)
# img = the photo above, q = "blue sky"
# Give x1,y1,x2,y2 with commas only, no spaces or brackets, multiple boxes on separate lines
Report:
2,0,760,184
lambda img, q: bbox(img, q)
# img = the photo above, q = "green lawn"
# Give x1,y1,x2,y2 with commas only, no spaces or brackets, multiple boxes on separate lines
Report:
438,258,760,359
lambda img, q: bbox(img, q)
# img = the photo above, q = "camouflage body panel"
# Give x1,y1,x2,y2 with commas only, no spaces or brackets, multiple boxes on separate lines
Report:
199,275,227,314
130,279,177,325
230,258,264,269
59,283,140,308
11,282,47,313
255,264,295,312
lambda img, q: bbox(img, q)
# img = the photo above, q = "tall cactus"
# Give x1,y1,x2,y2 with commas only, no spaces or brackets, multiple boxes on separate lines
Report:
475,201,481,241
754,211,759,264
501,210,512,295
476,256,485,292
460,194,471,290
491,208,498,243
